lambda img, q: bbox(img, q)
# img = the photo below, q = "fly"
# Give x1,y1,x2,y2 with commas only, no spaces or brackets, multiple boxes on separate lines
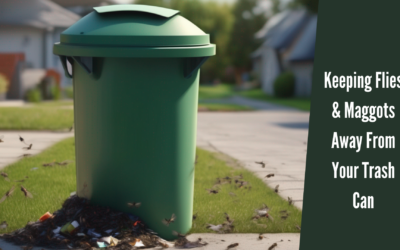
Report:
0,186,16,203
0,172,10,182
19,135,28,145
20,186,33,198
274,185,279,193
255,161,265,168
162,213,176,226
227,243,239,249
127,202,141,208
268,243,278,250
206,189,219,194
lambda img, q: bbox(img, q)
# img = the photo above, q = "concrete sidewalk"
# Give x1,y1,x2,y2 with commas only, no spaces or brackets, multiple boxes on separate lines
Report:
197,110,309,210
0,131,74,170
0,233,300,250
200,95,299,111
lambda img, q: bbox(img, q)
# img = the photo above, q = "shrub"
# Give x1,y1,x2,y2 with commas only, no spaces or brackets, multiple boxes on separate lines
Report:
64,86,73,99
51,86,61,100
26,88,42,103
0,73,9,94
273,72,295,98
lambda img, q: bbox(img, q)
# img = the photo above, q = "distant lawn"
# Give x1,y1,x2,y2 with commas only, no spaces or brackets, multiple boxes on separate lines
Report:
198,84,234,100
198,103,253,112
33,100,73,107
0,139,301,234
0,107,73,131
239,89,311,111
0,97,254,131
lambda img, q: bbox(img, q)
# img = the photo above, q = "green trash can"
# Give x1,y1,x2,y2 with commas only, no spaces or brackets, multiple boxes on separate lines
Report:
53,4,215,240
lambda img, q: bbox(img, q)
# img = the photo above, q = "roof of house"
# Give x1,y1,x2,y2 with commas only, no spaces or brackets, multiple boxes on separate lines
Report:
255,9,310,50
251,46,263,59
254,10,291,40
287,15,317,61
0,0,80,29
50,0,109,7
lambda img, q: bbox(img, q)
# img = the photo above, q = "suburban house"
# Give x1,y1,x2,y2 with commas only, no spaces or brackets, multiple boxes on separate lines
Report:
0,0,80,99
50,0,111,16
252,9,317,97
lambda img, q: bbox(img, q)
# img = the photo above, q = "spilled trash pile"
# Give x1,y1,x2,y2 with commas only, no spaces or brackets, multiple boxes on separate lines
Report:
0,195,176,249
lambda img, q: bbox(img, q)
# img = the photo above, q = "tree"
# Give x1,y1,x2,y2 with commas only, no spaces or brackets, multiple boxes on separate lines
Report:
271,0,281,14
135,0,234,83
227,0,266,85
294,0,319,13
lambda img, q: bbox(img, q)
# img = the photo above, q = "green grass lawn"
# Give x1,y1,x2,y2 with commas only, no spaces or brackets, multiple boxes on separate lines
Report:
0,96,253,130
239,89,311,111
0,107,73,131
33,100,73,107
191,148,301,233
0,138,76,233
0,138,301,234
198,103,253,111
198,84,234,100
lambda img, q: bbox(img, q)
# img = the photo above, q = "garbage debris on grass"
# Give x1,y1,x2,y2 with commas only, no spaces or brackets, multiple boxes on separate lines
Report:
39,212,53,222
0,195,183,249
253,204,274,221
206,213,235,234
0,221,8,230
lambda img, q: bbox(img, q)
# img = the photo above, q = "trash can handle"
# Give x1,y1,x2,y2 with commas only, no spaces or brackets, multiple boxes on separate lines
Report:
93,5,179,19
59,56,73,79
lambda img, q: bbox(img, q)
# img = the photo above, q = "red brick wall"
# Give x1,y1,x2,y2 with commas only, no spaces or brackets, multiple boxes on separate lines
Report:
0,53,25,85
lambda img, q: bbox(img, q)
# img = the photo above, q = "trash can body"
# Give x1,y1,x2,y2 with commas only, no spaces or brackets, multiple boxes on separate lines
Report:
74,57,198,238
53,4,215,240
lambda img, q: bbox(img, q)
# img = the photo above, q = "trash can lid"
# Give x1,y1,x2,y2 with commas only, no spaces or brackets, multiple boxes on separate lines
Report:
53,4,216,58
